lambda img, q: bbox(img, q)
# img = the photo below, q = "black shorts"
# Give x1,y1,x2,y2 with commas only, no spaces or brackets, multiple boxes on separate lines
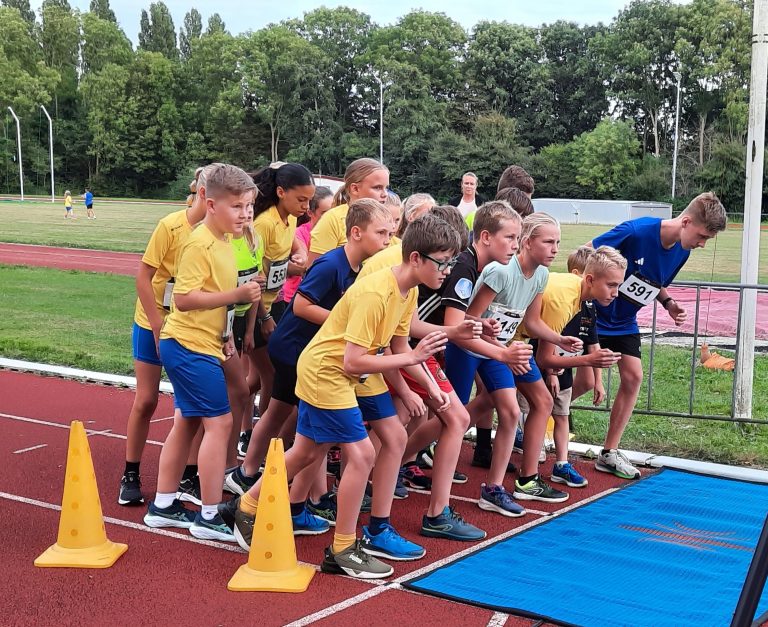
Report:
86,203,93,209
598,333,641,359
233,314,249,353
269,355,298,406
253,299,287,349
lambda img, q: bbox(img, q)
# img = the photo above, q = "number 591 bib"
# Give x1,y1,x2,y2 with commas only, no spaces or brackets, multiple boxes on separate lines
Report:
618,272,661,307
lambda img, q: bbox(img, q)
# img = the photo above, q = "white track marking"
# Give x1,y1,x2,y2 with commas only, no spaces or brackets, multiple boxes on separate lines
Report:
487,612,509,626
150,415,175,423
13,444,48,454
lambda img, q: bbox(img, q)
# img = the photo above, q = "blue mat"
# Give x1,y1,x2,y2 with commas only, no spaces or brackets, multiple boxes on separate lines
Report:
405,469,768,626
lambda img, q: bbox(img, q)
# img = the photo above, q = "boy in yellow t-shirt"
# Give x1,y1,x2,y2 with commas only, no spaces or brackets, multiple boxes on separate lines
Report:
143,164,261,541
63,190,74,219
233,214,460,579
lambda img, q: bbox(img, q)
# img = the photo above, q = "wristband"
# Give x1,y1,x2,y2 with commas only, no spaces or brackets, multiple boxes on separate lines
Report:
257,313,273,323
660,297,674,310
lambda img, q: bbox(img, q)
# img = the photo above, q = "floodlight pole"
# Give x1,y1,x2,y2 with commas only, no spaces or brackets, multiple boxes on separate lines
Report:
734,0,768,420
7,106,23,201
372,72,384,164
40,105,54,203
671,71,682,198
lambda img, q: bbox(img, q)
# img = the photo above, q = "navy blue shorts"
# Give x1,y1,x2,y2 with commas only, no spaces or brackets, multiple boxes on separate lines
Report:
296,400,368,444
132,322,162,366
159,338,230,418
513,354,543,385
357,391,397,422
444,342,515,405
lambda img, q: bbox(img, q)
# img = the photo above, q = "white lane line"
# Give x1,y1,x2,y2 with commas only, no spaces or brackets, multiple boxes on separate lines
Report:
150,415,175,423
13,444,48,454
0,412,163,446
487,611,509,626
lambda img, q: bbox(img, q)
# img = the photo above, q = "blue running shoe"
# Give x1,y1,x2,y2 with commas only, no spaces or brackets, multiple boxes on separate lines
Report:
291,506,330,536
190,512,236,541
513,427,524,454
144,499,196,529
478,483,526,518
362,524,426,561
421,506,486,541
551,462,589,487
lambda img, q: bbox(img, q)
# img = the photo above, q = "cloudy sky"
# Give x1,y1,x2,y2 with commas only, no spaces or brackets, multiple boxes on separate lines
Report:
31,1,689,44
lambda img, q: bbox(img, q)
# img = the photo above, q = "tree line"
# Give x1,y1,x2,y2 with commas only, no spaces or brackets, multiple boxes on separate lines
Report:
0,0,755,212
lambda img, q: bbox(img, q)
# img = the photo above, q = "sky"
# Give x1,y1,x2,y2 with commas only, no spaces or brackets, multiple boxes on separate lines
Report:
31,1,688,44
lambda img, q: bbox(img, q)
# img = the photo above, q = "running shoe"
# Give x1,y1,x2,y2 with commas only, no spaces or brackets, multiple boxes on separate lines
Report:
224,466,259,496
320,540,393,579
292,506,330,535
452,470,468,484
513,427,524,454
362,524,426,561
595,449,641,480
539,444,547,464
477,483,526,517
326,446,341,477
118,470,144,505
144,499,196,529
360,492,372,513
418,442,437,468
394,469,410,500
233,507,255,551
237,429,252,458
176,475,202,506
513,476,569,503
421,506,486,541
551,462,588,487
470,448,517,474
307,493,337,526
401,463,432,490
217,497,239,531
190,512,236,541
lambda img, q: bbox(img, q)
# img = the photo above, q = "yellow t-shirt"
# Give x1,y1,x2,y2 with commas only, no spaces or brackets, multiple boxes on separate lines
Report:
389,235,401,247
64,195,72,208
296,267,418,409
520,272,582,339
358,243,402,279
309,203,348,255
134,209,194,329
254,206,296,311
160,224,237,360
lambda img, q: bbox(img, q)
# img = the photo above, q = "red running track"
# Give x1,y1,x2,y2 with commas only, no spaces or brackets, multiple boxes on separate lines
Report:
0,243,141,276
0,369,631,626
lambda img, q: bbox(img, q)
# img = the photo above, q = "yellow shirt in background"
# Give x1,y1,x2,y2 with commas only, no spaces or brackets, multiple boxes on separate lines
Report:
134,209,194,329
296,267,417,409
358,243,402,279
309,203,348,256
64,195,72,208
254,206,296,311
521,272,582,338
160,224,237,360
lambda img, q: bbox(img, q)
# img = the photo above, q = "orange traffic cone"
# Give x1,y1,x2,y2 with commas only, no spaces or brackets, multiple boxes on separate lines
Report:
228,438,315,592
35,420,127,568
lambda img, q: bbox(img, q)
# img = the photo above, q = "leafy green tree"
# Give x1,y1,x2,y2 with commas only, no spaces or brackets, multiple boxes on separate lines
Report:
138,2,178,60
39,0,80,113
1,0,35,29
81,12,132,74
529,142,584,198
89,0,115,23
206,13,226,35
573,119,641,197
179,8,202,60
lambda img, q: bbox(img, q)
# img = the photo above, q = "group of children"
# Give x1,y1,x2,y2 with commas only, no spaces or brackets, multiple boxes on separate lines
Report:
118,158,727,579
63,188,95,219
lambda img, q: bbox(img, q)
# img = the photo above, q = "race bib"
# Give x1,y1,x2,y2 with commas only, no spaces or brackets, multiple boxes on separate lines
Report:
266,258,289,291
359,347,385,384
222,305,235,340
162,278,175,310
237,265,260,287
488,302,525,346
618,272,660,307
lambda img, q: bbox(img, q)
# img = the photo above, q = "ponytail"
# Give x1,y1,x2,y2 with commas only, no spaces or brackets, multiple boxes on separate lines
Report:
250,162,314,218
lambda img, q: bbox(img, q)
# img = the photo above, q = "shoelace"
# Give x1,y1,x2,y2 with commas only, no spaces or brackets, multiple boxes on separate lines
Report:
409,465,428,478
447,507,467,524
616,450,634,466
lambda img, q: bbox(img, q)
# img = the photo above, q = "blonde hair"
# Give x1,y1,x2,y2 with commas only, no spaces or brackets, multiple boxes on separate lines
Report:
186,166,208,207
345,198,392,236
431,204,470,250
567,246,594,274
472,200,521,240
399,193,435,237
520,212,559,245
584,245,628,277
205,163,258,199
332,158,388,207
681,191,727,232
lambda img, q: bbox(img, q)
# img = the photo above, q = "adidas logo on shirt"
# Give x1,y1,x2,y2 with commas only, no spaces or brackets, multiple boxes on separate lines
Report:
635,258,644,266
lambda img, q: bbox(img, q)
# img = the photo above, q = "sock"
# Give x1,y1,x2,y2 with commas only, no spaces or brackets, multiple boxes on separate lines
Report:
332,532,357,554
154,492,176,509
240,464,258,480
368,515,390,536
124,461,140,475
518,474,537,486
555,461,567,468
201,504,218,520
476,427,492,453
239,491,258,516
601,448,613,456
290,501,305,517
182,464,198,481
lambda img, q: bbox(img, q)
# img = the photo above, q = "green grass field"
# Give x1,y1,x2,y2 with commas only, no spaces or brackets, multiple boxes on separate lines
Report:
1,200,764,282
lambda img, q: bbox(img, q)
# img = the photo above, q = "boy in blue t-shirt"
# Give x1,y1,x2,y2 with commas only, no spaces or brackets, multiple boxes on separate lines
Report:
83,188,95,220
587,192,727,480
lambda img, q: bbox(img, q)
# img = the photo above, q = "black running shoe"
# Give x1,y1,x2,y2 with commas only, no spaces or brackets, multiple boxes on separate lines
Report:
471,448,517,474
237,430,252,458
326,447,341,477
176,475,202,506
217,497,240,532
118,470,144,505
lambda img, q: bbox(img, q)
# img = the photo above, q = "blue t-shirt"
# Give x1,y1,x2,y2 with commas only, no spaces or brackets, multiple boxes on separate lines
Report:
593,217,689,335
84,191,93,205
267,246,357,365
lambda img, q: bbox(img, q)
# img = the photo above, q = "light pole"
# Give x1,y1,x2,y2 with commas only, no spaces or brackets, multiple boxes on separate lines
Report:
40,105,54,203
7,106,23,201
372,72,384,164
671,70,682,198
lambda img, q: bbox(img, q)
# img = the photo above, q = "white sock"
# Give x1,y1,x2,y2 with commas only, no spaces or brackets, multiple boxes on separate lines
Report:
555,461,567,468
154,492,176,509
201,504,218,520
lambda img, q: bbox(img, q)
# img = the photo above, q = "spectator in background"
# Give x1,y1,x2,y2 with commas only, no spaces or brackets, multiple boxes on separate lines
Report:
497,165,535,197
449,172,486,219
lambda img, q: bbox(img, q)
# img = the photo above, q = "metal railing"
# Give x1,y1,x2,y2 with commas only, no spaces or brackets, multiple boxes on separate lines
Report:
571,279,768,425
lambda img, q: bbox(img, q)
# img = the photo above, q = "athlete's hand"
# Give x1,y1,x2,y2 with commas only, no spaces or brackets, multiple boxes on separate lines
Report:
402,390,427,418
237,280,262,303
428,387,451,413
244,330,255,353
288,259,306,277
501,341,533,369
260,316,276,340
223,337,236,361
588,349,622,368
482,317,502,338
452,320,483,341
593,381,606,405
411,331,448,364
557,335,583,354
667,300,686,326
546,373,560,398
254,272,267,290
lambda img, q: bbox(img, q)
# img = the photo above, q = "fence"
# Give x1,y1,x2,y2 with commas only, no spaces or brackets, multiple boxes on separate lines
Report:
571,279,768,425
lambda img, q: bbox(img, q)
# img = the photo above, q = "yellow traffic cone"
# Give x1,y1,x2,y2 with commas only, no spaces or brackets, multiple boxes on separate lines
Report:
228,438,315,592
35,420,127,568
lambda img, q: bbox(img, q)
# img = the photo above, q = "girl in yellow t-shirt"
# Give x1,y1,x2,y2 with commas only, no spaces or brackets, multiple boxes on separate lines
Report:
64,190,74,219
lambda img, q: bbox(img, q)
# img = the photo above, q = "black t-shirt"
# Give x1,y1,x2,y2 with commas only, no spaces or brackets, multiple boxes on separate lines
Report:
532,300,599,390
